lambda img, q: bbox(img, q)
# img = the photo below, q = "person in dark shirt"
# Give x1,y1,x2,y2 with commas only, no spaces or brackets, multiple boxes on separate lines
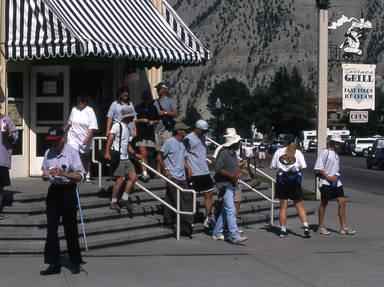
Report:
135,90,159,182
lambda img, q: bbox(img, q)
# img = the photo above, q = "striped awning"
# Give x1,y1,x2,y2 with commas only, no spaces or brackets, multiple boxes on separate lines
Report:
4,0,209,65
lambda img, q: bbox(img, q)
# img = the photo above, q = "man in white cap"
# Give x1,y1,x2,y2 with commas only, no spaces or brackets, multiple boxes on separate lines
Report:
185,120,214,228
157,122,193,237
212,131,248,244
104,106,142,214
315,135,356,236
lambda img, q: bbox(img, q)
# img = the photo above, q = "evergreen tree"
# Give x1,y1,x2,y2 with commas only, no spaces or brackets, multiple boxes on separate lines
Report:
252,67,316,137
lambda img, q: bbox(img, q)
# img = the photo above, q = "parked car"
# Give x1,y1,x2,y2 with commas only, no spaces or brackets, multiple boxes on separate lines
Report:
269,139,284,153
352,137,376,157
366,147,384,169
339,138,355,155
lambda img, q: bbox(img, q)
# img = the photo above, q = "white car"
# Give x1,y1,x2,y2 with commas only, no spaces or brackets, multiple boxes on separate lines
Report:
352,138,377,156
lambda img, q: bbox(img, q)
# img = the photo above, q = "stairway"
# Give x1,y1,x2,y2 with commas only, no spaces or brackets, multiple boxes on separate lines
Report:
0,177,316,254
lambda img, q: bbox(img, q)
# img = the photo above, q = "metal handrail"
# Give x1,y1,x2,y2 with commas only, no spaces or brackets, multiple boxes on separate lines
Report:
91,137,196,241
206,136,277,225
91,136,107,188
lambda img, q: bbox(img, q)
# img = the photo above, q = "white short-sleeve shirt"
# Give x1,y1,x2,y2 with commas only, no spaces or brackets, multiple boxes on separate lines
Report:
270,147,307,172
110,122,131,160
314,149,342,186
67,106,98,150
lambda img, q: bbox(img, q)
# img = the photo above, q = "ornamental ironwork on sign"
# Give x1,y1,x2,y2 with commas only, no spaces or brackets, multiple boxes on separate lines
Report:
328,15,372,58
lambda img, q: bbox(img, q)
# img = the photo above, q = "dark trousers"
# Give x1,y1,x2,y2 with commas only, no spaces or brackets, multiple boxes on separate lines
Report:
163,178,193,232
44,184,82,265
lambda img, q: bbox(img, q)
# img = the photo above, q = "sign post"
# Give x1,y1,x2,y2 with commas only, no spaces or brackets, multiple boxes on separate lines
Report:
315,0,329,200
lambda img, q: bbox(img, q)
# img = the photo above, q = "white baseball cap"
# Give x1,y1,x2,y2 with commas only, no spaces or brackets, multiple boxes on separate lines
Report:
196,120,209,131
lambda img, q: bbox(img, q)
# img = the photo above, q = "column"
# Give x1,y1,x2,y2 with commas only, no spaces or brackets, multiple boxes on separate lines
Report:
316,6,329,200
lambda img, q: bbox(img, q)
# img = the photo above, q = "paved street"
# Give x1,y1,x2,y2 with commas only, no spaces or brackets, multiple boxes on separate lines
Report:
261,152,383,196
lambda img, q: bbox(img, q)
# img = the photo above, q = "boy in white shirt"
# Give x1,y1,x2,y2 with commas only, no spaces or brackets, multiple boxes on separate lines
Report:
104,107,142,213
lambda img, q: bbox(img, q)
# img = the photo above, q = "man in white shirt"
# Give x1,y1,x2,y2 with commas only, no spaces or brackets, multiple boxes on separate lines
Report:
314,135,356,236
104,106,142,214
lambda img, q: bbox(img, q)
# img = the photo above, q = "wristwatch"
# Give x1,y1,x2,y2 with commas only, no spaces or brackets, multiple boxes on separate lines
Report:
164,111,168,115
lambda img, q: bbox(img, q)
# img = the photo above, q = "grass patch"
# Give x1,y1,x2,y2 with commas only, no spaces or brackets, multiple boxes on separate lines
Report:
302,188,316,201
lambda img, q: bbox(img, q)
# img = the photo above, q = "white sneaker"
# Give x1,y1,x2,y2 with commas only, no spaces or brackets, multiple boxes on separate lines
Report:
203,217,212,228
212,234,225,241
228,236,248,244
85,174,91,182
318,226,331,235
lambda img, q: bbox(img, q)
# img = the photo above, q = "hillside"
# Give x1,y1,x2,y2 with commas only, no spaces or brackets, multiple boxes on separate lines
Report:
164,0,384,118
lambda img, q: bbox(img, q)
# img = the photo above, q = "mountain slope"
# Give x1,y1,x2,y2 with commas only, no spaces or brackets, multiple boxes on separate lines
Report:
165,0,382,118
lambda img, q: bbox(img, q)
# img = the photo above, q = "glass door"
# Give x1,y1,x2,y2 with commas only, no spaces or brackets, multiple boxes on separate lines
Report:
30,66,69,176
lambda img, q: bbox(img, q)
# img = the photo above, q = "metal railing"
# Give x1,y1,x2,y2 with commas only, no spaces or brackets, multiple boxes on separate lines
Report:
206,136,278,225
91,137,196,241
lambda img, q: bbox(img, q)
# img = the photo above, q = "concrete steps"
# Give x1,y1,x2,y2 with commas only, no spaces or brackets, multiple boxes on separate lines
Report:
0,177,313,254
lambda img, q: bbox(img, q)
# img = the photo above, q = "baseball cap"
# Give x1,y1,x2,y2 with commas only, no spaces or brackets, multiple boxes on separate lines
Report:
121,106,137,119
195,120,209,131
174,122,191,131
284,134,295,144
155,81,168,91
46,126,65,141
142,89,153,100
76,95,88,102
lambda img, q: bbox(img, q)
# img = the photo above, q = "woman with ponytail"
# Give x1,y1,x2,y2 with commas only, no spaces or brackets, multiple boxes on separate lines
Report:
270,134,310,238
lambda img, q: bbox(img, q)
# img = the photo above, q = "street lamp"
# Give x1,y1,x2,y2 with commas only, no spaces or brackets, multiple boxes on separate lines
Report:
316,0,329,9
215,98,223,141
215,97,222,109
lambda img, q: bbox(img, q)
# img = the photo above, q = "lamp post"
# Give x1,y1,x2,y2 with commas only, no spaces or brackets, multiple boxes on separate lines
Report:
316,0,329,200
215,98,222,141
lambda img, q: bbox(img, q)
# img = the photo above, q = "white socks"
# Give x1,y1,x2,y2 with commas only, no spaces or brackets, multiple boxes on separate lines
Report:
143,171,148,176
111,198,117,203
122,192,129,201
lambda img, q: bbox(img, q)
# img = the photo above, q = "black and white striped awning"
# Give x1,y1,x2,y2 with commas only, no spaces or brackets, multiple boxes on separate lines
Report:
4,0,209,65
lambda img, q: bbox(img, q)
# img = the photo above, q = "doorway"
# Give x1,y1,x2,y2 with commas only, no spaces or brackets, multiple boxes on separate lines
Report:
29,66,69,176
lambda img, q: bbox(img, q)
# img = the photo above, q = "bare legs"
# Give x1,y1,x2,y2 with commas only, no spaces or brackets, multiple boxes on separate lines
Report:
204,191,213,218
279,199,308,227
319,197,347,230
79,153,91,174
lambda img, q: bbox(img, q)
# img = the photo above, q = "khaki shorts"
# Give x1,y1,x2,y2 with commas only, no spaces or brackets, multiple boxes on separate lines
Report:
113,159,136,178
258,151,266,160
155,130,173,151
234,184,243,202
136,139,156,148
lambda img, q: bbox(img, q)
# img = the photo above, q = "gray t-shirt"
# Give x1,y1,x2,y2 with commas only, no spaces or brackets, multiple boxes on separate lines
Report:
185,132,209,176
107,101,135,122
154,96,177,132
161,137,186,180
314,149,342,186
214,149,238,187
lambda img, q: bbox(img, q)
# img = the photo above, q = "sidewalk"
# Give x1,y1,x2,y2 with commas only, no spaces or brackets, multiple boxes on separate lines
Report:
1,181,383,287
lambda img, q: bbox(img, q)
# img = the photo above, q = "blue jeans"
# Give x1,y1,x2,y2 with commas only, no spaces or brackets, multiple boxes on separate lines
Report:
213,187,239,240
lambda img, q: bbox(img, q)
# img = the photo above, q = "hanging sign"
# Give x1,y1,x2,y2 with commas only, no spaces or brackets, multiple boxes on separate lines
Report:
349,111,368,123
342,64,375,110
